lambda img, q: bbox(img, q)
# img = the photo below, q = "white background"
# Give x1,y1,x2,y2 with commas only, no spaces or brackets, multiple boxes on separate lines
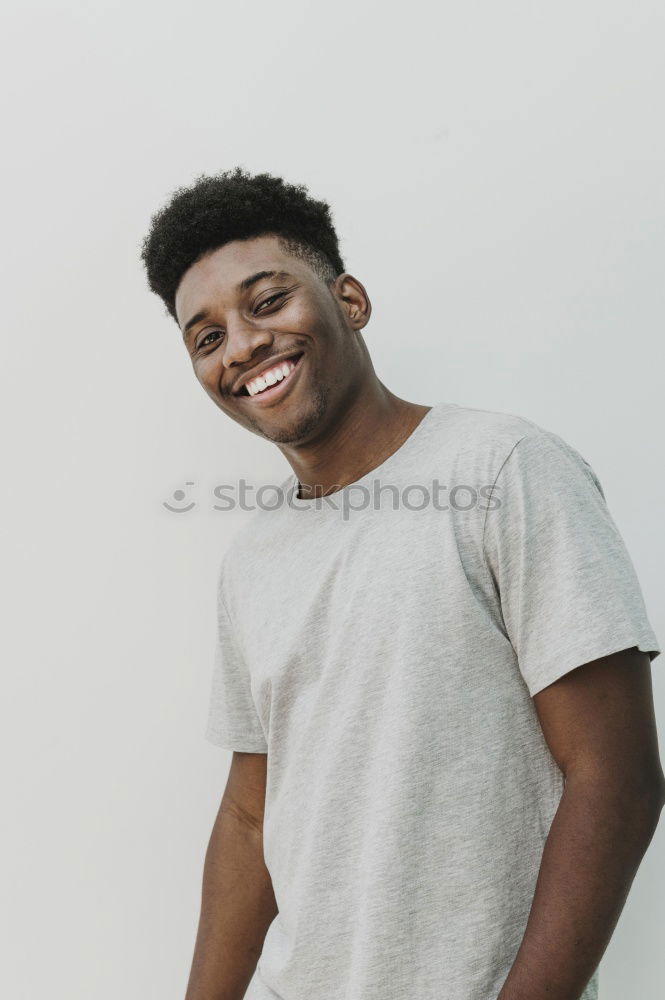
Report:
1,1,663,997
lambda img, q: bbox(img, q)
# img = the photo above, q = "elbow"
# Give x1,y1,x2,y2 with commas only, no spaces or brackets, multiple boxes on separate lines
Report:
619,769,665,836
566,762,665,817
637,762,665,812
609,772,665,848
650,772,665,813
641,780,665,844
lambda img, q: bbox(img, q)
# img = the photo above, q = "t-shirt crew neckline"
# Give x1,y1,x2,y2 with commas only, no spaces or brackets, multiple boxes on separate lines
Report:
286,401,455,510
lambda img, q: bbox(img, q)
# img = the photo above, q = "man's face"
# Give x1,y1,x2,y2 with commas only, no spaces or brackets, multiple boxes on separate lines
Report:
174,235,370,445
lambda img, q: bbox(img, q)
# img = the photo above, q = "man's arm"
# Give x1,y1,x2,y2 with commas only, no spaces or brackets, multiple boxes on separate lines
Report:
497,646,665,1000
185,751,278,1000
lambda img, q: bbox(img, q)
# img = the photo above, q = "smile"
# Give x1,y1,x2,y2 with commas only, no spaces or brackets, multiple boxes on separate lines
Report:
240,353,304,404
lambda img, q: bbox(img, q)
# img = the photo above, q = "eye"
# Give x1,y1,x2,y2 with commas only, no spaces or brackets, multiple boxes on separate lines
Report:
256,292,286,312
197,330,223,350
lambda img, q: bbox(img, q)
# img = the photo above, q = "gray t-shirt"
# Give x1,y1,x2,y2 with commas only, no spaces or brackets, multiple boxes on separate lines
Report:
205,401,660,1000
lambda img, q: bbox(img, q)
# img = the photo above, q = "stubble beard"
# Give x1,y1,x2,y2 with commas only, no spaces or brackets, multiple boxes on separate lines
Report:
247,381,330,446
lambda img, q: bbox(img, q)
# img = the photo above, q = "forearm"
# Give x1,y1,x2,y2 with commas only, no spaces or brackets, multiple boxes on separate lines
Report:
497,773,664,1000
185,809,278,1000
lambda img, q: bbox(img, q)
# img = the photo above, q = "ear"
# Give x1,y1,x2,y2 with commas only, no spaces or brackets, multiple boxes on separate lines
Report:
333,273,372,331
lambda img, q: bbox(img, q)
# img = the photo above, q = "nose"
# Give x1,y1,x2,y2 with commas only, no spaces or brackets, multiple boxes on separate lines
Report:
221,324,275,369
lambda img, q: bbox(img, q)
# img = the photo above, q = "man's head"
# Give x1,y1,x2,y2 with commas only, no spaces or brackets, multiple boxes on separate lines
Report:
140,167,374,446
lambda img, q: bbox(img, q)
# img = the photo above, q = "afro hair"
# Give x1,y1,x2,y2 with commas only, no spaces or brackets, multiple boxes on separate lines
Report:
140,166,346,321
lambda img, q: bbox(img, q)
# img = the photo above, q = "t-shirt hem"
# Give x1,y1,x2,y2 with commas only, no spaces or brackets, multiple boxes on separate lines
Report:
524,634,661,697
205,726,268,753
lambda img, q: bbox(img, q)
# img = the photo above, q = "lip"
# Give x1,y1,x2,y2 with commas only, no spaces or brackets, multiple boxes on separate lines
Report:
233,351,304,397
237,353,305,407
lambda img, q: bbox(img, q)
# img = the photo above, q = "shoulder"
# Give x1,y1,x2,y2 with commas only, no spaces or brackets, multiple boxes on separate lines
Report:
217,471,294,591
442,401,541,450
442,402,600,490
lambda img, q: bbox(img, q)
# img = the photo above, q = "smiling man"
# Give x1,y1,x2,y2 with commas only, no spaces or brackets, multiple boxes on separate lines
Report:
141,167,664,1000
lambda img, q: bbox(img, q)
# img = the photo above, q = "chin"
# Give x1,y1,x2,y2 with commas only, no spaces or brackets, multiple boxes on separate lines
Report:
258,394,329,446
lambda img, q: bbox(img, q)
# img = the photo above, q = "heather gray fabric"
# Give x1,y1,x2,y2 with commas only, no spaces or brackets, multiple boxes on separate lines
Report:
205,401,660,1000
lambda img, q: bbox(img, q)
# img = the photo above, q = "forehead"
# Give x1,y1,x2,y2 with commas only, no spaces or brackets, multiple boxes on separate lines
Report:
174,235,304,326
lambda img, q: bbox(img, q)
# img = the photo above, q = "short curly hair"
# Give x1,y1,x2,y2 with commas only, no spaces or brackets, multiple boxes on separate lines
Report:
140,166,346,321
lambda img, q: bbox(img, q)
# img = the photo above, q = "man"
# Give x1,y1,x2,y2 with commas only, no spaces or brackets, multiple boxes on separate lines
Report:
141,167,664,1000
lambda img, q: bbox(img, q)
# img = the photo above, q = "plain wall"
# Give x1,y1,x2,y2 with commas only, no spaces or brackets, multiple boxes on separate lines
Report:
1,1,663,997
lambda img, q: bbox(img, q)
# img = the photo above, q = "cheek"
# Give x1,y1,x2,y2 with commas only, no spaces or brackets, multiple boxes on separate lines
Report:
284,296,320,330
193,354,223,389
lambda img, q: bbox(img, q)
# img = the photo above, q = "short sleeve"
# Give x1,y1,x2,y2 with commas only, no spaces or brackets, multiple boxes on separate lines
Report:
483,430,660,697
204,570,268,753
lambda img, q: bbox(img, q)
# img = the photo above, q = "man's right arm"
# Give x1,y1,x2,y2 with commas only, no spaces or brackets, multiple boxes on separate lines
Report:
185,751,278,1000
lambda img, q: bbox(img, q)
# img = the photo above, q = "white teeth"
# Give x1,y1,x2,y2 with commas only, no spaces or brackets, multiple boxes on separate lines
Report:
246,357,298,396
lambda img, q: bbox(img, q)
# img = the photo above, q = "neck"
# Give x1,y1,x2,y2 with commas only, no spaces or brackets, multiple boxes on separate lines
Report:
279,381,432,499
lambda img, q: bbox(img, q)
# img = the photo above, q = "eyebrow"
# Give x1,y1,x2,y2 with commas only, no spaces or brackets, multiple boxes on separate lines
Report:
181,269,293,339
